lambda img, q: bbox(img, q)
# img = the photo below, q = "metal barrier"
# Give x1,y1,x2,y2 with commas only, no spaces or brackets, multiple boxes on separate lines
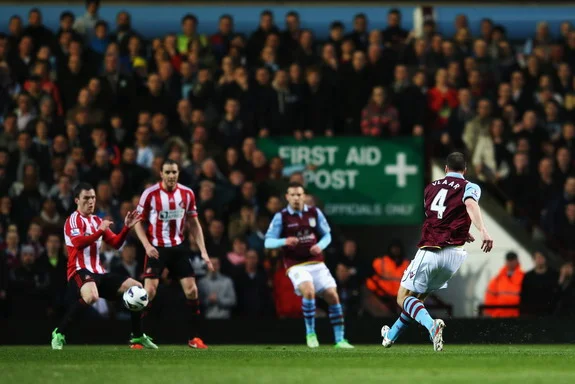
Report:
477,304,520,317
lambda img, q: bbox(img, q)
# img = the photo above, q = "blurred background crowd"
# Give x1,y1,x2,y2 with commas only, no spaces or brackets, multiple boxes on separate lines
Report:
0,1,574,321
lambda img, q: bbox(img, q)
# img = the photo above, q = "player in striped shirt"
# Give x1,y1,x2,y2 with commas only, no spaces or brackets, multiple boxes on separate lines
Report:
132,159,213,349
51,182,143,350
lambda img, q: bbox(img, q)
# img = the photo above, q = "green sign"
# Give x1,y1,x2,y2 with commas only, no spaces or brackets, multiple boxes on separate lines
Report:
257,137,424,225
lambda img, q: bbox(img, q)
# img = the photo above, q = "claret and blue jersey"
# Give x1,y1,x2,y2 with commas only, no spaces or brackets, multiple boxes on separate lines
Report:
418,172,482,249
264,204,332,269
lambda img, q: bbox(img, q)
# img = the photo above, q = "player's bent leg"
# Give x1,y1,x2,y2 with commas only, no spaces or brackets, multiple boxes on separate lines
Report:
79,281,100,305
117,278,142,293
144,278,159,302
52,281,98,350
382,289,428,348
130,277,159,350
322,288,354,349
180,277,208,349
397,287,444,351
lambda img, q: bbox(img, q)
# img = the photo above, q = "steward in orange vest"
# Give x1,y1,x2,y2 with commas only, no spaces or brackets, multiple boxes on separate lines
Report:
366,240,410,299
484,252,525,317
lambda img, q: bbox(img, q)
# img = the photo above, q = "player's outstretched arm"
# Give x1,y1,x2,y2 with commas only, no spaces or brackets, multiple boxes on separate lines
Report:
264,212,298,249
189,216,214,271
102,211,141,249
465,198,493,252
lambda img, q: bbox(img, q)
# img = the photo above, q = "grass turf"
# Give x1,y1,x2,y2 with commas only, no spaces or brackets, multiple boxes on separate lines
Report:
1,345,575,384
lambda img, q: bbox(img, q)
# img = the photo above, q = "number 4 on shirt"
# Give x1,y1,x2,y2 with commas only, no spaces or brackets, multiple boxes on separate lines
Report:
430,188,448,219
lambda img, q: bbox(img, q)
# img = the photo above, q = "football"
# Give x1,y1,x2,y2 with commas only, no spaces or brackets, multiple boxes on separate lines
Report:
123,286,149,312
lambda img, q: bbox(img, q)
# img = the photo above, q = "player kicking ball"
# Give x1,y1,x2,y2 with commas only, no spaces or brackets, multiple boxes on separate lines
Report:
51,183,143,349
381,152,493,351
265,182,353,349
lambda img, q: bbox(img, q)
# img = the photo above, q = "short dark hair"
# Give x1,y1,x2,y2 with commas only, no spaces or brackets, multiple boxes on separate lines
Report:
60,11,74,21
46,233,61,240
287,182,305,193
330,21,344,30
161,158,179,171
182,13,198,25
286,11,299,19
95,20,108,29
506,251,518,261
73,182,94,198
446,152,466,172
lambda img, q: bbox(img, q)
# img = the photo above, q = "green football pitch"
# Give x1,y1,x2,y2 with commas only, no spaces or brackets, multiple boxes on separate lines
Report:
1,345,575,384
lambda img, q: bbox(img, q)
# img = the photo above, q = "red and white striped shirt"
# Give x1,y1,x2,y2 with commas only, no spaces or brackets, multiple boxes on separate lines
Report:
64,211,130,280
136,182,197,248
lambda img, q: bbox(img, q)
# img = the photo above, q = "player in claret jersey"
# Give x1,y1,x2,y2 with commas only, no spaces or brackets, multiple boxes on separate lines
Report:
265,182,354,349
132,159,213,349
51,183,143,350
381,152,494,351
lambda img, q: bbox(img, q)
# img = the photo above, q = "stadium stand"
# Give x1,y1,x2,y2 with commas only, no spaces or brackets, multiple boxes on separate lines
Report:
0,2,574,322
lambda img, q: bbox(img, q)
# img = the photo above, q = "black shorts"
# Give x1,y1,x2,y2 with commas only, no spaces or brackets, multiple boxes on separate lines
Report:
142,244,195,280
70,269,128,300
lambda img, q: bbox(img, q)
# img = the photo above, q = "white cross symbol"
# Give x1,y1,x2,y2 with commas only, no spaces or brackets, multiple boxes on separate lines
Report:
385,153,418,188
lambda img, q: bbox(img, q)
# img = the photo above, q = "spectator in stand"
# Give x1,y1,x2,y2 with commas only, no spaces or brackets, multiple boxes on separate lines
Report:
428,68,459,137
360,86,400,137
555,262,575,315
472,118,511,184
38,234,67,317
247,213,270,257
0,247,8,317
463,99,493,158
234,250,273,318
198,257,236,319
330,239,366,315
365,239,409,316
520,251,560,316
73,0,101,41
543,176,575,235
503,152,537,228
9,245,50,316
555,203,575,260
484,252,525,318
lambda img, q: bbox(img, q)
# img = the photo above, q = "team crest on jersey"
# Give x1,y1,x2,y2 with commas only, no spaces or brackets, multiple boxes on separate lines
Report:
70,229,80,236
308,218,316,227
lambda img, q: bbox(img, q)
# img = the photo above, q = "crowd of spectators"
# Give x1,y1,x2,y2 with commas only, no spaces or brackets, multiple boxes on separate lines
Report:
483,251,575,317
0,1,574,319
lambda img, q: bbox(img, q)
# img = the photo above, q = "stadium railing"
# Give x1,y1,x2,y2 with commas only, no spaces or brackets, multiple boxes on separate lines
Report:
477,304,520,317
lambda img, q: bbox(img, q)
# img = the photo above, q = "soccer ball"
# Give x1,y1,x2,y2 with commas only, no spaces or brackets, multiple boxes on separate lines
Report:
123,286,149,312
